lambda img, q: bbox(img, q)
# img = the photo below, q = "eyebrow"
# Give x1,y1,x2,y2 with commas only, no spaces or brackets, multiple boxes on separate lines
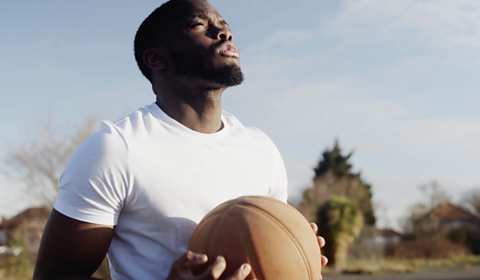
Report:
187,13,229,27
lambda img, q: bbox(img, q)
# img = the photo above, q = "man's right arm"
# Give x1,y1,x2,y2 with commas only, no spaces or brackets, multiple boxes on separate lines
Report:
34,210,253,280
33,209,114,280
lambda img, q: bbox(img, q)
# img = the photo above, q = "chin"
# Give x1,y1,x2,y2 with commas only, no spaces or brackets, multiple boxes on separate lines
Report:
169,49,244,87
208,64,244,87
184,65,244,88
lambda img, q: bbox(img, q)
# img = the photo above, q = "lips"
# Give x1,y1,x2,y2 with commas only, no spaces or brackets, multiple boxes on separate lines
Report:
219,43,239,58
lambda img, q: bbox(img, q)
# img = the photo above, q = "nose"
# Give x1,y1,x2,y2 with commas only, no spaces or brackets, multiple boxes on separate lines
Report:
217,27,233,41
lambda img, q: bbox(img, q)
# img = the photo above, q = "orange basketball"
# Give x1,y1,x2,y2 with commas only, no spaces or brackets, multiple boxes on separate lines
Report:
187,196,321,280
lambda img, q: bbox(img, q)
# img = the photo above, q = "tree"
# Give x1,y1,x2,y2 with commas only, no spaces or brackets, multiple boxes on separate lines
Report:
419,181,450,209
398,182,471,258
403,181,451,234
298,140,376,225
317,196,363,271
313,140,353,178
462,186,480,218
3,115,99,206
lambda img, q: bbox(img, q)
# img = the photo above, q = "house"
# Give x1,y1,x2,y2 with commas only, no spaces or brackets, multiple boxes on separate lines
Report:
0,207,51,254
428,202,480,231
413,202,480,234
348,226,401,260
378,228,402,245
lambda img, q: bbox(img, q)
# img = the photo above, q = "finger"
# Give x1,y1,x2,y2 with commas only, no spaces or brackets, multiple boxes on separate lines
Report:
310,222,318,234
317,236,326,248
321,255,329,266
226,263,252,280
198,256,226,280
177,250,208,270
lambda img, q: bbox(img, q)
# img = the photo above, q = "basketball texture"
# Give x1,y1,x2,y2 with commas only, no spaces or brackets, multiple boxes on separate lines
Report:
187,196,321,280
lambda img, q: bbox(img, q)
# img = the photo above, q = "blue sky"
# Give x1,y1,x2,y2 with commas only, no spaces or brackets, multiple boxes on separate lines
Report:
1,0,480,229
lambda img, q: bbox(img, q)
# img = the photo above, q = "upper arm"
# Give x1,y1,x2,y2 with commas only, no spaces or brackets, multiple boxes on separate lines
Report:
54,124,130,226
33,209,114,279
34,123,128,279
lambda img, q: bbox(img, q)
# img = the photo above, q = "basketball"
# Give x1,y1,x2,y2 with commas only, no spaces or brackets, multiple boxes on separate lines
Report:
187,196,321,280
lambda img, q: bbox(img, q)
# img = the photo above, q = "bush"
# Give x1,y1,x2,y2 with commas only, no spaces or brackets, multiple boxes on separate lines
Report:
448,227,480,255
0,232,34,280
390,235,466,259
317,196,364,271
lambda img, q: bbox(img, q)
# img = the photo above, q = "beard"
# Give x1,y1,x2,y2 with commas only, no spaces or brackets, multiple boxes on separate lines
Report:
168,47,244,88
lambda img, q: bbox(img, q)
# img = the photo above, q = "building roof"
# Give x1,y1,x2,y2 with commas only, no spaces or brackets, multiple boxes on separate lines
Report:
0,207,51,230
429,203,480,223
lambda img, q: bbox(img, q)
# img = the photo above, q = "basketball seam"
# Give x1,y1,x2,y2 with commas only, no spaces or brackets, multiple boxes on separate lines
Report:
245,204,313,280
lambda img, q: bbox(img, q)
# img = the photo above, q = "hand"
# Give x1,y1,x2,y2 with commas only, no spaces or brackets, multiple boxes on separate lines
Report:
310,223,328,266
166,250,254,280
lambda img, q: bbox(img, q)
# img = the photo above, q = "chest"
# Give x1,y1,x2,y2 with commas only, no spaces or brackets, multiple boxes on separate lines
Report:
123,137,275,223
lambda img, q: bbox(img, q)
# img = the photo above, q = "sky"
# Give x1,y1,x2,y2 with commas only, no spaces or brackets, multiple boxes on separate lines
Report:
1,0,480,229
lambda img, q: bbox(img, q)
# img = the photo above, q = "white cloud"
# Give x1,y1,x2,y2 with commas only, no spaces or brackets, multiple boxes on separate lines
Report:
323,0,480,52
247,29,317,52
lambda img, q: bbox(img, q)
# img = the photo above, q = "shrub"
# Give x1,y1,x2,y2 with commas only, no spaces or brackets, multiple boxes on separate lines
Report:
317,196,364,271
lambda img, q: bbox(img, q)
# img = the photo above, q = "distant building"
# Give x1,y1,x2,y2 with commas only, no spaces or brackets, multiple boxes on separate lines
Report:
413,202,480,234
430,202,480,230
377,228,402,245
0,207,51,253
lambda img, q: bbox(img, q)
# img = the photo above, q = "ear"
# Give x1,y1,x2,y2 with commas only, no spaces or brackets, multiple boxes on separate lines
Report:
143,48,168,71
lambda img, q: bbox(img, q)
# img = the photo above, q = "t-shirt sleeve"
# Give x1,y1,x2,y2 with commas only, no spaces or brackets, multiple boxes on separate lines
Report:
53,121,130,226
268,142,288,203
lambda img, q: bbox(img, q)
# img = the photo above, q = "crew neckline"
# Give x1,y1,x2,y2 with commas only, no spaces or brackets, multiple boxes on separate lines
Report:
148,102,230,143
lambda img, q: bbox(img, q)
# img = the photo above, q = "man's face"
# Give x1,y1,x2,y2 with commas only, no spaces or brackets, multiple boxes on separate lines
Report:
166,0,243,87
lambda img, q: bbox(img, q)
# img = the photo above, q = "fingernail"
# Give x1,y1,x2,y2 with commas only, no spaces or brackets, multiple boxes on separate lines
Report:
188,251,207,261
242,264,251,274
216,256,226,265
197,254,207,261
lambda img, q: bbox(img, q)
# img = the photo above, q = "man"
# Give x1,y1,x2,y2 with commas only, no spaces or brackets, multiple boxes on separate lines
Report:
34,0,326,279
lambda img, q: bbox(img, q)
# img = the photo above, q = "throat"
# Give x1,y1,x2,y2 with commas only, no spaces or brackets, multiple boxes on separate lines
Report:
155,97,224,134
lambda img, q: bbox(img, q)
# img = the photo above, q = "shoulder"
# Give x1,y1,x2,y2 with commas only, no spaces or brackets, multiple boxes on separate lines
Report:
69,105,154,164
109,105,152,136
75,121,128,158
87,103,157,150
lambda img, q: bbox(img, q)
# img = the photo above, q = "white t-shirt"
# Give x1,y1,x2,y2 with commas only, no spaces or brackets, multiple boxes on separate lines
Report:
54,103,288,280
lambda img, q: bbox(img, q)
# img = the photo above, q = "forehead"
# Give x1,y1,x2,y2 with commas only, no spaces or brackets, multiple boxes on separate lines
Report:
176,0,223,21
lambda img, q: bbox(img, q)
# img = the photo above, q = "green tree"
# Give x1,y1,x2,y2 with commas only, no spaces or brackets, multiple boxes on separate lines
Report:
298,140,376,225
317,196,364,271
314,140,353,178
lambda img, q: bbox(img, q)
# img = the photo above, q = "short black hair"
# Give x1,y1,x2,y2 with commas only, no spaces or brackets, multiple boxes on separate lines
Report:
134,0,207,82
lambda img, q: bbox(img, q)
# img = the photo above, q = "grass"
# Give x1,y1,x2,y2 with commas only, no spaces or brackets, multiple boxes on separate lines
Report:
321,255,480,275
0,254,111,280
0,255,35,280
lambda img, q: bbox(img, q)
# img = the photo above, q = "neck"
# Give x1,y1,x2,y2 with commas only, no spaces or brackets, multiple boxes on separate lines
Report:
154,79,226,134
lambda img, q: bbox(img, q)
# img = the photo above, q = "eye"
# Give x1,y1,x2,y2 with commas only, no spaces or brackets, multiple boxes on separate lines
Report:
190,22,205,29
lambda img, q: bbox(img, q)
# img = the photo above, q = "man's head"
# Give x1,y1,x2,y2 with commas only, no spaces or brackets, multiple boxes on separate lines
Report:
134,0,243,88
